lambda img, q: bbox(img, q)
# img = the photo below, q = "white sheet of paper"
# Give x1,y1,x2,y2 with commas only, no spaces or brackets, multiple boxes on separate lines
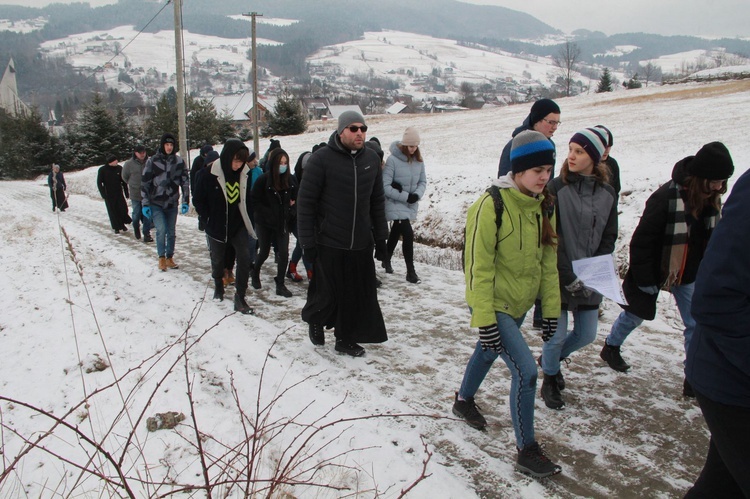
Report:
571,254,628,306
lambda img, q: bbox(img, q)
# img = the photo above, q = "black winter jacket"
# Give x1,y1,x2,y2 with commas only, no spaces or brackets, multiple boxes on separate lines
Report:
251,171,297,233
297,131,387,250
621,158,718,320
497,119,556,178
97,163,129,200
193,139,256,242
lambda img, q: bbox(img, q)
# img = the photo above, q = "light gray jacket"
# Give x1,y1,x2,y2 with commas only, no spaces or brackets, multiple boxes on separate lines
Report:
121,155,146,202
548,172,618,309
382,141,427,221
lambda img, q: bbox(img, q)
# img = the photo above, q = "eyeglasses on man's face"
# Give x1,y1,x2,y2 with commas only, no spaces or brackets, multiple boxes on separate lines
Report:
347,125,368,133
542,118,561,127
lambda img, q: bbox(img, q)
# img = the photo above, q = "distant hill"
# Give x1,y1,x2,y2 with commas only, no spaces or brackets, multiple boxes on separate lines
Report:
1,0,750,107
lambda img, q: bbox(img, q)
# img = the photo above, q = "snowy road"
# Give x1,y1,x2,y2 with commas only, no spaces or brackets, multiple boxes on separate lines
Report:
0,178,707,498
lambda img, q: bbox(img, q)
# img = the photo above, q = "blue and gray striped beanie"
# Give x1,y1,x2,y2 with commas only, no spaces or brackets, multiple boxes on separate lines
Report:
570,128,607,165
510,130,556,174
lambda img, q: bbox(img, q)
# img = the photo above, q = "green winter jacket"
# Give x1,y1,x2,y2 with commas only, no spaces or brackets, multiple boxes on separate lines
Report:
464,177,561,327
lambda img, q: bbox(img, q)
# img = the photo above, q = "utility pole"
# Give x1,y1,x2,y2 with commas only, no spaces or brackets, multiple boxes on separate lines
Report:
173,0,188,160
243,11,262,155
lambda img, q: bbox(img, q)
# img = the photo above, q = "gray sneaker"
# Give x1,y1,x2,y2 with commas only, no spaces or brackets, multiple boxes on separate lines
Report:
452,392,487,430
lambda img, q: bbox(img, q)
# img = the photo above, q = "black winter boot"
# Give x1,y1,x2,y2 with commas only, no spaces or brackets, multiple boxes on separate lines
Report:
600,342,630,372
213,279,224,301
251,267,261,290
308,323,325,346
233,293,253,315
406,267,420,284
382,258,394,274
541,373,565,410
537,356,567,391
275,276,293,297
452,392,487,430
516,442,562,478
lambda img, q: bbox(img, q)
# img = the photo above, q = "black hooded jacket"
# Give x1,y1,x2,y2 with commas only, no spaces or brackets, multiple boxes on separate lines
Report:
193,139,256,242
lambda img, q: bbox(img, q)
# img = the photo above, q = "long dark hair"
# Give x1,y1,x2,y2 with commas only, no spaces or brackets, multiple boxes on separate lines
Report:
683,175,726,217
268,148,291,191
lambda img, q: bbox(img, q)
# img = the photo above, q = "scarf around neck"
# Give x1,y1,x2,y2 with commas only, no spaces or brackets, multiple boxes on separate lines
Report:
661,180,719,288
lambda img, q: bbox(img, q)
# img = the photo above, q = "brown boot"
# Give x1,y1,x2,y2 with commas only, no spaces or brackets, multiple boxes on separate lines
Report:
158,256,167,272
223,268,235,286
165,257,179,269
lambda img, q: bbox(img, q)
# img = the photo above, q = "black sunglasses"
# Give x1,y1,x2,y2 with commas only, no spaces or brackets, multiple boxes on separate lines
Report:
346,125,368,133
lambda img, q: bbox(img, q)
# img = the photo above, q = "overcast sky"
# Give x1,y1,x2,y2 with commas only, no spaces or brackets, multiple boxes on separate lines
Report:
462,0,750,38
2,0,750,39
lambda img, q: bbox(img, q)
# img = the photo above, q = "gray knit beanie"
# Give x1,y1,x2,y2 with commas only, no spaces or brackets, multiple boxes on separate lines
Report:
337,110,366,134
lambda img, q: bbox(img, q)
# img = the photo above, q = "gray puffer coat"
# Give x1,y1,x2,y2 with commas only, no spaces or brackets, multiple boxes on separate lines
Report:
382,141,427,221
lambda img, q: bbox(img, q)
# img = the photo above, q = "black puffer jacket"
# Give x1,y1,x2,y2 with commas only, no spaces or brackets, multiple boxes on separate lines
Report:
297,131,387,250
193,139,255,242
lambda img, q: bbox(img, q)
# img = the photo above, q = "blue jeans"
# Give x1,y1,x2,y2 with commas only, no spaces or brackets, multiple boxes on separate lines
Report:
131,200,152,236
542,308,599,375
458,312,538,449
606,282,696,355
150,205,178,258
289,224,311,270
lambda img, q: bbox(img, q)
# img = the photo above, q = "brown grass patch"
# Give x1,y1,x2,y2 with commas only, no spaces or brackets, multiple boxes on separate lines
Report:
588,80,750,107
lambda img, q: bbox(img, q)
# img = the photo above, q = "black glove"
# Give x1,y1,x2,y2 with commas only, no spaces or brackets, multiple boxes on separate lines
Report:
565,278,592,298
479,324,504,354
304,247,317,263
374,240,387,262
407,193,419,204
391,181,403,192
541,318,558,342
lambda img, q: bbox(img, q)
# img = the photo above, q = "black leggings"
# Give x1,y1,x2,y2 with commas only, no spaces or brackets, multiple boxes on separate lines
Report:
255,224,289,281
685,389,750,497
386,219,414,270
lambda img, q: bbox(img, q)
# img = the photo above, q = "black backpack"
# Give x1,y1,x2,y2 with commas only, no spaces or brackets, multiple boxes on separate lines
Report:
462,185,504,272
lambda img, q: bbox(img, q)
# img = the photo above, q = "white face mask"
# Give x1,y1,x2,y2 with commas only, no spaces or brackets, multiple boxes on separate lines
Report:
279,165,288,174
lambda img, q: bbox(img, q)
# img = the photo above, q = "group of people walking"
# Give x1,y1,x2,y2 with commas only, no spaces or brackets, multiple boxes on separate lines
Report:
451,98,745,492
62,97,746,491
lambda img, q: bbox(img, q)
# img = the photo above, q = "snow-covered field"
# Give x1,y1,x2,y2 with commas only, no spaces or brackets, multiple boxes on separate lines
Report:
1,79,749,497
308,30,566,95
38,25,281,93
30,20,739,104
